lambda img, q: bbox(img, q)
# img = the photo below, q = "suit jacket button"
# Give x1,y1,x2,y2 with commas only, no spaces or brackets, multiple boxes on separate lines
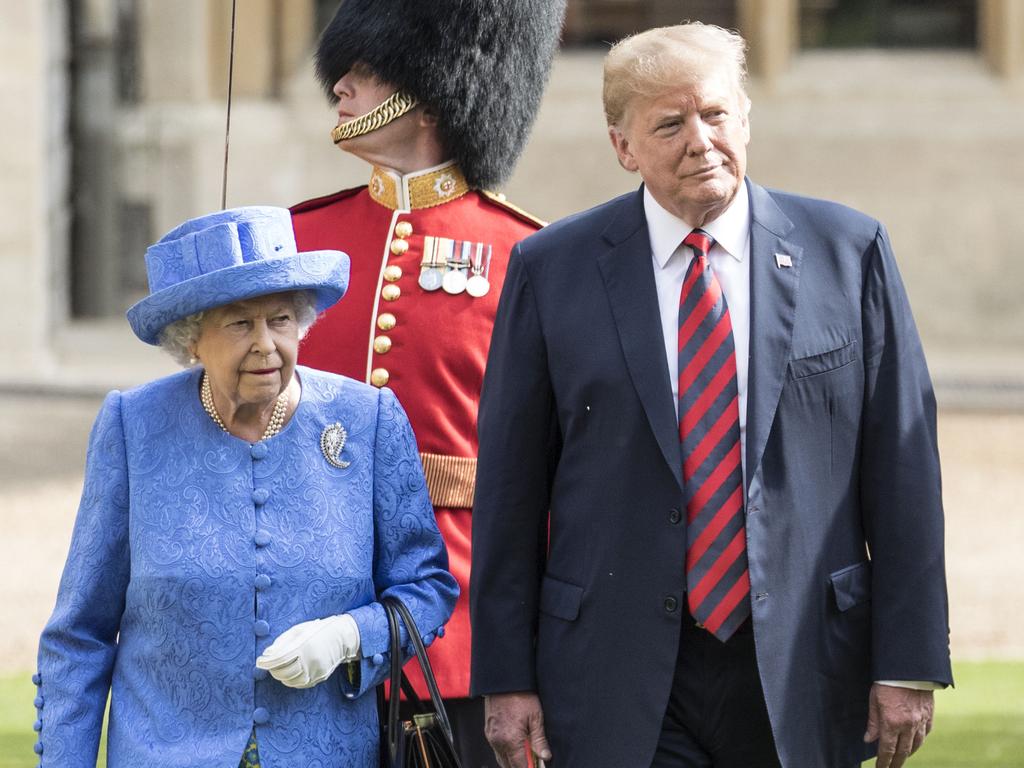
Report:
668,508,681,524
663,596,678,613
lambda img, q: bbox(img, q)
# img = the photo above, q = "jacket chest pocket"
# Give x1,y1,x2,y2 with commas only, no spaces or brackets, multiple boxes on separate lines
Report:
789,338,858,380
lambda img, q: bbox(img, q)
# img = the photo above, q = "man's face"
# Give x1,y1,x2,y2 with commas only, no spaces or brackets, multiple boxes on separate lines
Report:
331,63,423,163
609,71,750,226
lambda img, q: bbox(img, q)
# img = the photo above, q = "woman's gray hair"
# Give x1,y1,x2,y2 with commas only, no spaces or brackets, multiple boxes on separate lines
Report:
603,22,750,128
158,290,319,367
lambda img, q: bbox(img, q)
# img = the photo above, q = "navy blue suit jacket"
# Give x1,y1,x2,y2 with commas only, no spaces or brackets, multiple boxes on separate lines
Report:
470,180,952,768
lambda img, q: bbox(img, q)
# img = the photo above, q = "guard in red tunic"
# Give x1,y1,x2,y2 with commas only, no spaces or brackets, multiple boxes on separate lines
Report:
291,1,566,763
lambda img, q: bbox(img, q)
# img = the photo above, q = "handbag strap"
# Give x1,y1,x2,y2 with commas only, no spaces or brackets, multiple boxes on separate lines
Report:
382,596,456,744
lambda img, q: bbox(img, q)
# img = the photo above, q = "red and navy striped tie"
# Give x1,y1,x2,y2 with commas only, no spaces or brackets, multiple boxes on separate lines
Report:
678,229,750,641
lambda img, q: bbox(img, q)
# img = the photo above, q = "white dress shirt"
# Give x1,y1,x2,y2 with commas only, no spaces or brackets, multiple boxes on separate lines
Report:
643,184,937,692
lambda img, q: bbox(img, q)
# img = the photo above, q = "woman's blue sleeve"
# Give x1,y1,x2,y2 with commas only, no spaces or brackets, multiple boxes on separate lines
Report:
34,391,131,765
343,387,459,698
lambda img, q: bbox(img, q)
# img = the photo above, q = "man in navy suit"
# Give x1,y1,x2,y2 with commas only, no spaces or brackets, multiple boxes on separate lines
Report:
470,23,951,768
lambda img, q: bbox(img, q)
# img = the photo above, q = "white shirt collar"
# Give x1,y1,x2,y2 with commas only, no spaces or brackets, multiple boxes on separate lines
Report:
644,182,750,269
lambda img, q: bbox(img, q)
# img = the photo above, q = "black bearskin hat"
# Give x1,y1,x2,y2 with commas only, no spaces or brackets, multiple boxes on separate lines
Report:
315,0,566,190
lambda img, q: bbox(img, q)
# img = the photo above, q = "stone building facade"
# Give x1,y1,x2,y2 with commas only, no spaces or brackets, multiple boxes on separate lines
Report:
2,0,1023,401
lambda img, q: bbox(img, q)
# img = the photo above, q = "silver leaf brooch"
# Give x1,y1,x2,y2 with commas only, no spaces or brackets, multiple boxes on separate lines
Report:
320,422,351,469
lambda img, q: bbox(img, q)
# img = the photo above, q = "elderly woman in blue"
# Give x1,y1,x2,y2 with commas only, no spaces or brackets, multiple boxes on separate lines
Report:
33,206,458,767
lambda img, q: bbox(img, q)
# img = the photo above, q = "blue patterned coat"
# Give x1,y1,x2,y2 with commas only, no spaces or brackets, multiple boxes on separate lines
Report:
34,366,458,767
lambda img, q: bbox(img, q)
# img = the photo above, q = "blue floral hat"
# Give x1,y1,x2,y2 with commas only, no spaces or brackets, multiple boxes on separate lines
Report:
127,206,349,345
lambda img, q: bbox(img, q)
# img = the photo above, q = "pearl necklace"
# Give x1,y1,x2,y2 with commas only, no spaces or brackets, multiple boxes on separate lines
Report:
201,372,289,441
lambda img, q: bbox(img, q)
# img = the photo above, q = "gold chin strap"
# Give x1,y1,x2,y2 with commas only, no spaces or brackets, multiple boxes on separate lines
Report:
331,90,419,144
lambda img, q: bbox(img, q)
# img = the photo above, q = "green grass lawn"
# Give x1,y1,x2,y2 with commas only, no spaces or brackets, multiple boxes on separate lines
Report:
1,661,1021,767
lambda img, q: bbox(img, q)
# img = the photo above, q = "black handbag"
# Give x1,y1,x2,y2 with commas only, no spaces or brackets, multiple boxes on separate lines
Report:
379,596,463,768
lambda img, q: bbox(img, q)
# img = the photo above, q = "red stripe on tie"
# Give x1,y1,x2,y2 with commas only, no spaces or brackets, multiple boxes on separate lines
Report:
683,396,739,479
685,486,743,573
677,277,722,354
687,442,741,523
679,257,703,306
680,364,736,441
688,527,746,609
678,309,733,394
702,570,751,635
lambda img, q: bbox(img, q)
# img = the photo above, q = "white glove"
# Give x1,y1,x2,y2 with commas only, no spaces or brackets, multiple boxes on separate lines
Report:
256,614,361,689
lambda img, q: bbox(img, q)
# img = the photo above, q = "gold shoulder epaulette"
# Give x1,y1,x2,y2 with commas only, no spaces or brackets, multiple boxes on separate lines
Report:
480,190,548,229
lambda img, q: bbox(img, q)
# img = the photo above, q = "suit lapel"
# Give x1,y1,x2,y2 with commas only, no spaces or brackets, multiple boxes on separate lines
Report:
745,180,803,490
597,189,683,491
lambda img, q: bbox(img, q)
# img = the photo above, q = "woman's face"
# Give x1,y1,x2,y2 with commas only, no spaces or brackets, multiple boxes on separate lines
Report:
192,293,300,408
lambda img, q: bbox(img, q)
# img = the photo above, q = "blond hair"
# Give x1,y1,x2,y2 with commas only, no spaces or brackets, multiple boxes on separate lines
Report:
603,23,749,127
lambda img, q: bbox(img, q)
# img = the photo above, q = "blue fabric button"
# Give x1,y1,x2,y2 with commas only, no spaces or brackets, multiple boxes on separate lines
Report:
251,443,268,460
253,707,270,725
31,673,41,686
34,742,43,755
424,633,435,647
252,488,270,505
372,653,385,666
254,529,272,547
254,574,271,590
437,626,445,638
33,695,43,709
254,620,270,637
254,666,269,681
33,719,42,732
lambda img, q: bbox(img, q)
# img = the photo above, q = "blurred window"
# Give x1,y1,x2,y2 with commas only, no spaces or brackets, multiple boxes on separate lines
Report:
563,0,738,46
800,0,977,49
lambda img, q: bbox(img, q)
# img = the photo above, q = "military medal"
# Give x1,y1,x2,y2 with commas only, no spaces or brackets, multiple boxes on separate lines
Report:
442,239,470,294
466,243,492,298
418,235,443,291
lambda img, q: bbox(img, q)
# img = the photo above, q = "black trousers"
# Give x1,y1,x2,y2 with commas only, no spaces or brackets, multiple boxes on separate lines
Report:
443,696,498,768
651,610,782,768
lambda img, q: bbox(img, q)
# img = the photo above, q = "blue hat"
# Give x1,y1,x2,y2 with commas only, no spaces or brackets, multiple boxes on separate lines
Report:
127,206,349,345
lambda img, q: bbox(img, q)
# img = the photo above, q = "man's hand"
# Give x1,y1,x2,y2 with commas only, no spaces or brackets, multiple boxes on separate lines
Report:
484,692,552,768
864,683,934,768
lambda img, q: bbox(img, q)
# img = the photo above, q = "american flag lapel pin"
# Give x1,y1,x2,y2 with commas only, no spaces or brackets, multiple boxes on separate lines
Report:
774,253,793,269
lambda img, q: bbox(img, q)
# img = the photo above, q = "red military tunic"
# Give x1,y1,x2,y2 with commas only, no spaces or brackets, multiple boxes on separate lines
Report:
292,161,543,698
